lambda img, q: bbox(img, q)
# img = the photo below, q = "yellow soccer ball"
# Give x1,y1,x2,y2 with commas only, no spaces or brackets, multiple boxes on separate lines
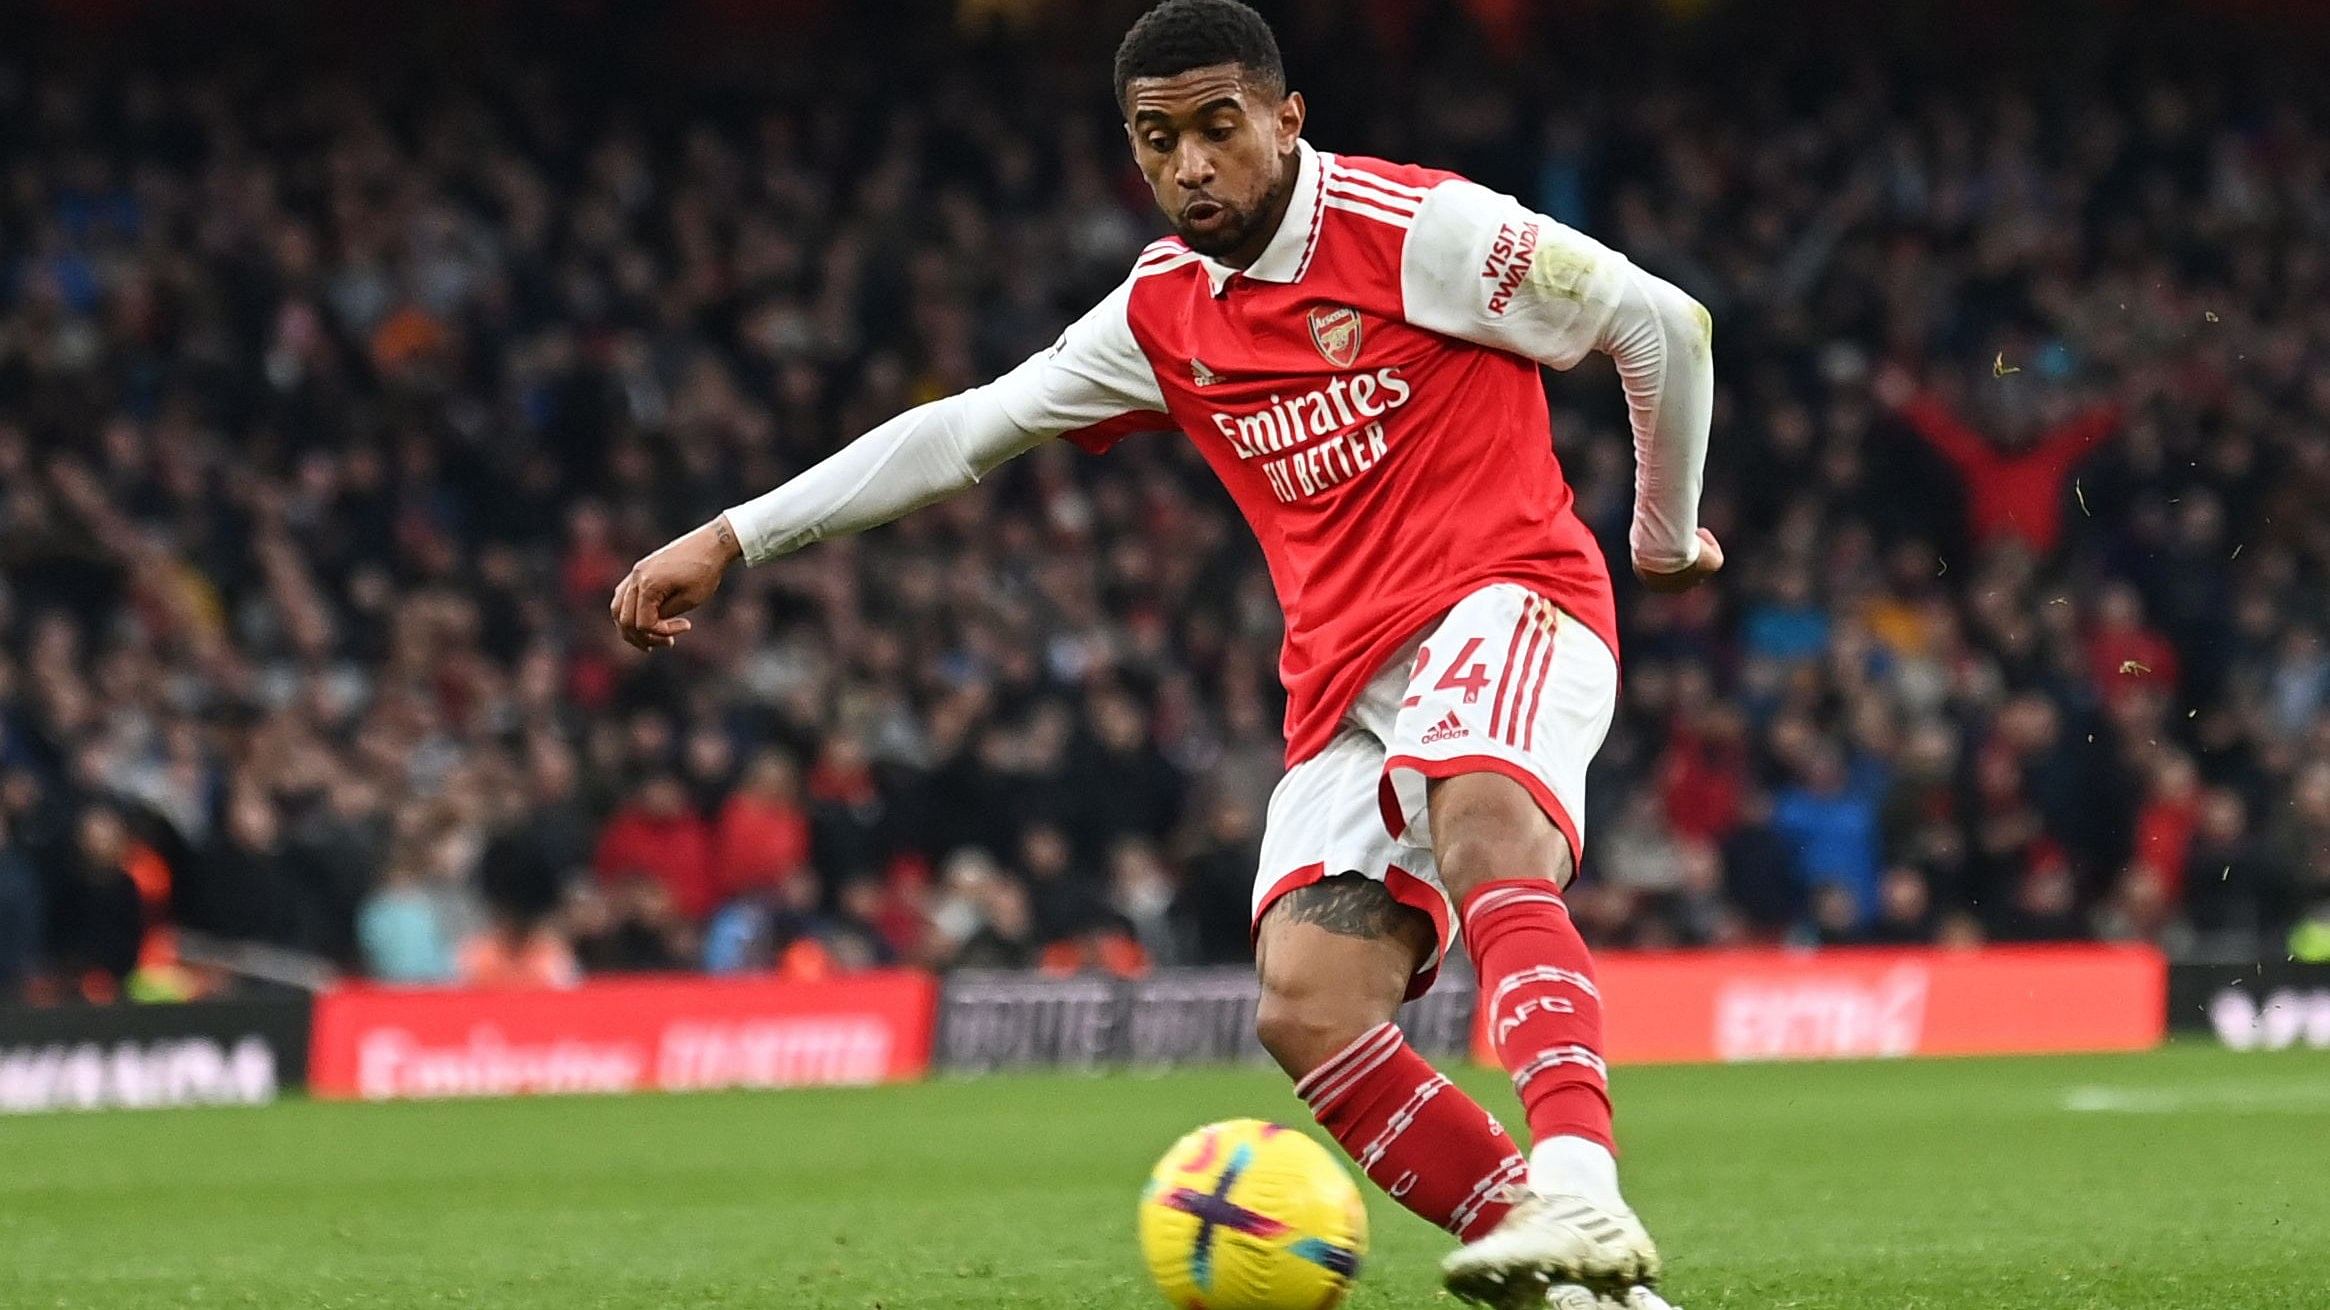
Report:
1136,1119,1368,1310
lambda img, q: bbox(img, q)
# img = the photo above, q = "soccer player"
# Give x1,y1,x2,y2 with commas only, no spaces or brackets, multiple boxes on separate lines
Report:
610,2,1718,1305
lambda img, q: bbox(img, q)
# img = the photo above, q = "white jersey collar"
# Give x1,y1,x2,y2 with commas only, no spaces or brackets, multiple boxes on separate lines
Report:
1199,140,1325,296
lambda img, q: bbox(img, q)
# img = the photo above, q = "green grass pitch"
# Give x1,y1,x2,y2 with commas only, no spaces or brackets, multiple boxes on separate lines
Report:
5,1044,2325,1308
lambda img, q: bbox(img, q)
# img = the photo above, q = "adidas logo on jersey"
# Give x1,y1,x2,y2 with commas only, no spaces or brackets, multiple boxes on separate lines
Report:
1420,712,1469,745
1190,357,1222,387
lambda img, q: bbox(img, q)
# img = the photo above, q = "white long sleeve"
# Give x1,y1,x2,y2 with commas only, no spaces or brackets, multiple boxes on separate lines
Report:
722,386,1035,564
1600,265,1713,573
1400,180,1713,572
724,279,1169,564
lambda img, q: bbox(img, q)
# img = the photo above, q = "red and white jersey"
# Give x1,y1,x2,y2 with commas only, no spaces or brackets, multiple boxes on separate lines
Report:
727,140,1708,768
998,142,1645,764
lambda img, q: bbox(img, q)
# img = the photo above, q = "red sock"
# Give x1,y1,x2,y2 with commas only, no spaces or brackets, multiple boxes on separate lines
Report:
1462,879,1614,1152
1295,1022,1526,1241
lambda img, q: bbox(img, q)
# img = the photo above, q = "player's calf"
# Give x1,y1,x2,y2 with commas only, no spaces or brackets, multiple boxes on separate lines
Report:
1291,1019,1527,1243
1427,775,1662,1303
1429,774,1616,1158
1257,876,1526,1243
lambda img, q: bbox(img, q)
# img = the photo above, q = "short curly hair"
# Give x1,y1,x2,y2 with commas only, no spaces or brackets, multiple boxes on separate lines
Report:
1113,0,1286,112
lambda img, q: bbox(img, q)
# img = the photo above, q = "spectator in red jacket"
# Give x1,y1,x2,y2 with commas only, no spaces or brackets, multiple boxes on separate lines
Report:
1659,702,1750,844
715,750,812,898
1882,368,2119,556
2130,752,2202,899
560,501,631,614
594,775,717,919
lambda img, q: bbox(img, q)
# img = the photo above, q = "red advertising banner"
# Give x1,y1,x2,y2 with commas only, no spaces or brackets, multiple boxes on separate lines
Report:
1476,945,2165,1066
311,972,936,1101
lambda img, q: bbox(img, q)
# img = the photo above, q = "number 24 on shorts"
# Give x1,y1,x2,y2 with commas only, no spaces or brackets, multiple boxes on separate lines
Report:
1401,637,1490,708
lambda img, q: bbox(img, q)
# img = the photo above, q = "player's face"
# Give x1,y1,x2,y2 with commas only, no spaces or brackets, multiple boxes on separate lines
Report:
1124,66,1303,261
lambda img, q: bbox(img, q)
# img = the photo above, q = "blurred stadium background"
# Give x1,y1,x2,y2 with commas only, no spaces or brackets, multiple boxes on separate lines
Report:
3,0,2329,1304
8,0,2330,1000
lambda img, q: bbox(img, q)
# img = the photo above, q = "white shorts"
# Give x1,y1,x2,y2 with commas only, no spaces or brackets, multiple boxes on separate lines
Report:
1251,583,1619,996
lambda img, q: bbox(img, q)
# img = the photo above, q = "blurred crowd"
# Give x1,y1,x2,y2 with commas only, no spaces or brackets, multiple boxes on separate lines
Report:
3,1,2329,1003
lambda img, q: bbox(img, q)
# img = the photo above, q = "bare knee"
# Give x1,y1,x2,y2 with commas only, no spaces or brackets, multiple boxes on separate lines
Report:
1429,773,1574,905
1255,982,1384,1078
1252,875,1430,1079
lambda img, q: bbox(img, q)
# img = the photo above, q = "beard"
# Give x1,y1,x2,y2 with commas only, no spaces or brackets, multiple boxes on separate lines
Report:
1171,199,1260,257
1164,152,1299,258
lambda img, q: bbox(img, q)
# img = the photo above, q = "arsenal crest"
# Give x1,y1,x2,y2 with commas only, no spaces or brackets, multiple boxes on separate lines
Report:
1307,305,1363,369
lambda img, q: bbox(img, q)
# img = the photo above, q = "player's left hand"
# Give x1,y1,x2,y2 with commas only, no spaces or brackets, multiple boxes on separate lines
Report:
1633,528,1724,594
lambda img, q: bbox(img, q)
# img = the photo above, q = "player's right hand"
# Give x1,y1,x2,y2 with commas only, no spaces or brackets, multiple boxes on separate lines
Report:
1632,528,1723,595
610,515,743,651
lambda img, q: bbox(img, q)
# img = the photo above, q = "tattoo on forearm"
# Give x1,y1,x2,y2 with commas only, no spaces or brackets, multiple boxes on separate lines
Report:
1276,875,1415,940
715,519,737,550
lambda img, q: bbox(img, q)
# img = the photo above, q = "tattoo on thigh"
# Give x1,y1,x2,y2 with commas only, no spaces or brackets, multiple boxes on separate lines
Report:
1275,874,1425,941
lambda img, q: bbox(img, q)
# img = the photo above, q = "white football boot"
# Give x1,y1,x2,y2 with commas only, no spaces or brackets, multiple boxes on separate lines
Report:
1442,1137,1661,1308
1440,1190,1661,1307
1546,1284,1681,1310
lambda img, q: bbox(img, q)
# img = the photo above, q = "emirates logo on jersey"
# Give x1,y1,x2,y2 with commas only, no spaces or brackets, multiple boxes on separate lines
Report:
1307,305,1363,369
1206,366,1412,504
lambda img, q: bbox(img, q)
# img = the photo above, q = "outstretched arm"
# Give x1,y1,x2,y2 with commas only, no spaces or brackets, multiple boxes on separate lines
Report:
723,387,1047,564
1891,389,1994,475
2034,405,2122,474
608,390,1043,649
1400,180,1720,591
612,282,1168,650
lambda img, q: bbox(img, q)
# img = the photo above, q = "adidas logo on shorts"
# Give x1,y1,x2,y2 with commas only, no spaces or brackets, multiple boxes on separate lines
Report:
1420,712,1469,745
